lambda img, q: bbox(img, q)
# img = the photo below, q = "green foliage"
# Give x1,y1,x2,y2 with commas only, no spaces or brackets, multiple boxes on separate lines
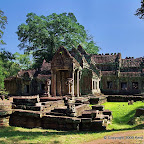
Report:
0,10,7,45
0,88,8,96
14,52,33,70
135,1,144,19
17,12,99,67
0,58,5,88
0,49,21,90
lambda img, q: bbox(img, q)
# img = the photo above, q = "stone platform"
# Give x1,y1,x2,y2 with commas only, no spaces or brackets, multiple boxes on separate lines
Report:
9,95,112,131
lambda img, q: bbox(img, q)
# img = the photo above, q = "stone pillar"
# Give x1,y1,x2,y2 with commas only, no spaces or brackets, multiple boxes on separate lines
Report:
47,80,51,97
66,78,73,95
61,71,65,95
51,70,56,96
72,70,75,97
57,71,61,96
77,70,80,97
44,79,51,97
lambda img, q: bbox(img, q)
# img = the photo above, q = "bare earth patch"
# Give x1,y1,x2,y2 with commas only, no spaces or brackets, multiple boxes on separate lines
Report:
83,130,144,144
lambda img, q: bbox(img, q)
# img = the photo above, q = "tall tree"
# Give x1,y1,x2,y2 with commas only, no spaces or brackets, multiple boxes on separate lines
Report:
0,10,7,45
17,12,99,67
135,0,144,19
14,52,33,70
0,49,21,78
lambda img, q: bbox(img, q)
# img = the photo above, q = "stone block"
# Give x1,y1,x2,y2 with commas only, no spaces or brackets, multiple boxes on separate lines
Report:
102,110,112,116
75,104,91,117
135,108,144,117
90,120,106,131
92,105,104,111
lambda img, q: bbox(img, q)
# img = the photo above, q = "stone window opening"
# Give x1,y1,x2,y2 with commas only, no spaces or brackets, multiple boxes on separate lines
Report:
121,82,127,90
132,82,138,89
41,84,45,91
107,81,112,89
26,85,29,93
93,81,95,89
93,81,97,90
95,81,97,89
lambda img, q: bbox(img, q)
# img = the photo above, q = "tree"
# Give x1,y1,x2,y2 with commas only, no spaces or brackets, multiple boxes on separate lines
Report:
135,0,144,19
0,58,5,88
17,12,99,67
14,52,33,70
0,49,21,78
0,10,7,45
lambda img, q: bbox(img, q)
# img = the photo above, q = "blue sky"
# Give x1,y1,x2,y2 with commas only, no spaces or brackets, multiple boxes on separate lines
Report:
1,0,144,58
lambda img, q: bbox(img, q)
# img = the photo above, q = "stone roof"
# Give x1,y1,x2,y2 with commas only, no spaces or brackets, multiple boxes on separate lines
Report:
37,74,51,80
17,69,36,78
91,54,118,64
121,57,143,68
77,45,88,55
40,59,51,71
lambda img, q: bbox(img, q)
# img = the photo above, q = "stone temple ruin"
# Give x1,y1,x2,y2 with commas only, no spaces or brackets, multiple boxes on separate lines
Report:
1,45,144,130
4,45,144,96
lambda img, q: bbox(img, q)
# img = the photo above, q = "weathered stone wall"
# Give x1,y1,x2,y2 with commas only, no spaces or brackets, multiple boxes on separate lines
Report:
135,108,144,117
101,75,143,95
107,95,144,102
42,115,80,131
80,68,92,95
5,78,22,95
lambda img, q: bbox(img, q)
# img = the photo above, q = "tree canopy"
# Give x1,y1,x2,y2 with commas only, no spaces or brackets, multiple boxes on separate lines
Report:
135,1,144,19
14,52,33,70
0,10,7,45
17,12,99,67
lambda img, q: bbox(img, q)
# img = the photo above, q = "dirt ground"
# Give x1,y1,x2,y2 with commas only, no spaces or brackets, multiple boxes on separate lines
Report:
84,130,144,144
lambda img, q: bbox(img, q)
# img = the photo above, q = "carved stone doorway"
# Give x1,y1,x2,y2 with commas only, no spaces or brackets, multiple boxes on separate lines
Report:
56,70,70,96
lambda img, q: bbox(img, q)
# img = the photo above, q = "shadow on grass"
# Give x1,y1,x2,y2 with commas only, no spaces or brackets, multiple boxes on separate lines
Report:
0,124,143,139
113,106,144,125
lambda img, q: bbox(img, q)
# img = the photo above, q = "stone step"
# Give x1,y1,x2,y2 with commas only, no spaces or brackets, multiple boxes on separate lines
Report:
14,105,44,111
13,96,39,105
40,97,63,102
0,110,12,116
92,105,104,111
102,110,112,116
81,110,98,119
51,107,67,113
47,112,67,116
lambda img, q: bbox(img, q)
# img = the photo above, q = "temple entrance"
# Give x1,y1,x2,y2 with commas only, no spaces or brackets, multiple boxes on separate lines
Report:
56,70,70,96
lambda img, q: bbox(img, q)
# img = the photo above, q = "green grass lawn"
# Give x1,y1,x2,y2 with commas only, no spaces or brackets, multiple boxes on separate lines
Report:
102,101,144,130
0,101,143,144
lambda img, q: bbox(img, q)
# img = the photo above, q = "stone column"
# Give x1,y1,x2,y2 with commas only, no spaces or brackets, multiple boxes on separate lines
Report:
72,70,75,97
51,70,56,96
77,70,80,97
67,78,72,95
47,80,51,97
44,79,51,97
57,71,61,96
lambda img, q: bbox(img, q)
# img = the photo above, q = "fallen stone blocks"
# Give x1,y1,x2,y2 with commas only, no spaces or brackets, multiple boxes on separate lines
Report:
0,103,12,127
89,96,107,105
135,108,144,117
42,115,81,131
107,95,144,102
9,95,112,131
13,95,39,107
9,110,42,128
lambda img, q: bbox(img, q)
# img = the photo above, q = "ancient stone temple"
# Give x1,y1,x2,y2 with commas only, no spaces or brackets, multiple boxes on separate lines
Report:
4,45,101,97
4,45,144,96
